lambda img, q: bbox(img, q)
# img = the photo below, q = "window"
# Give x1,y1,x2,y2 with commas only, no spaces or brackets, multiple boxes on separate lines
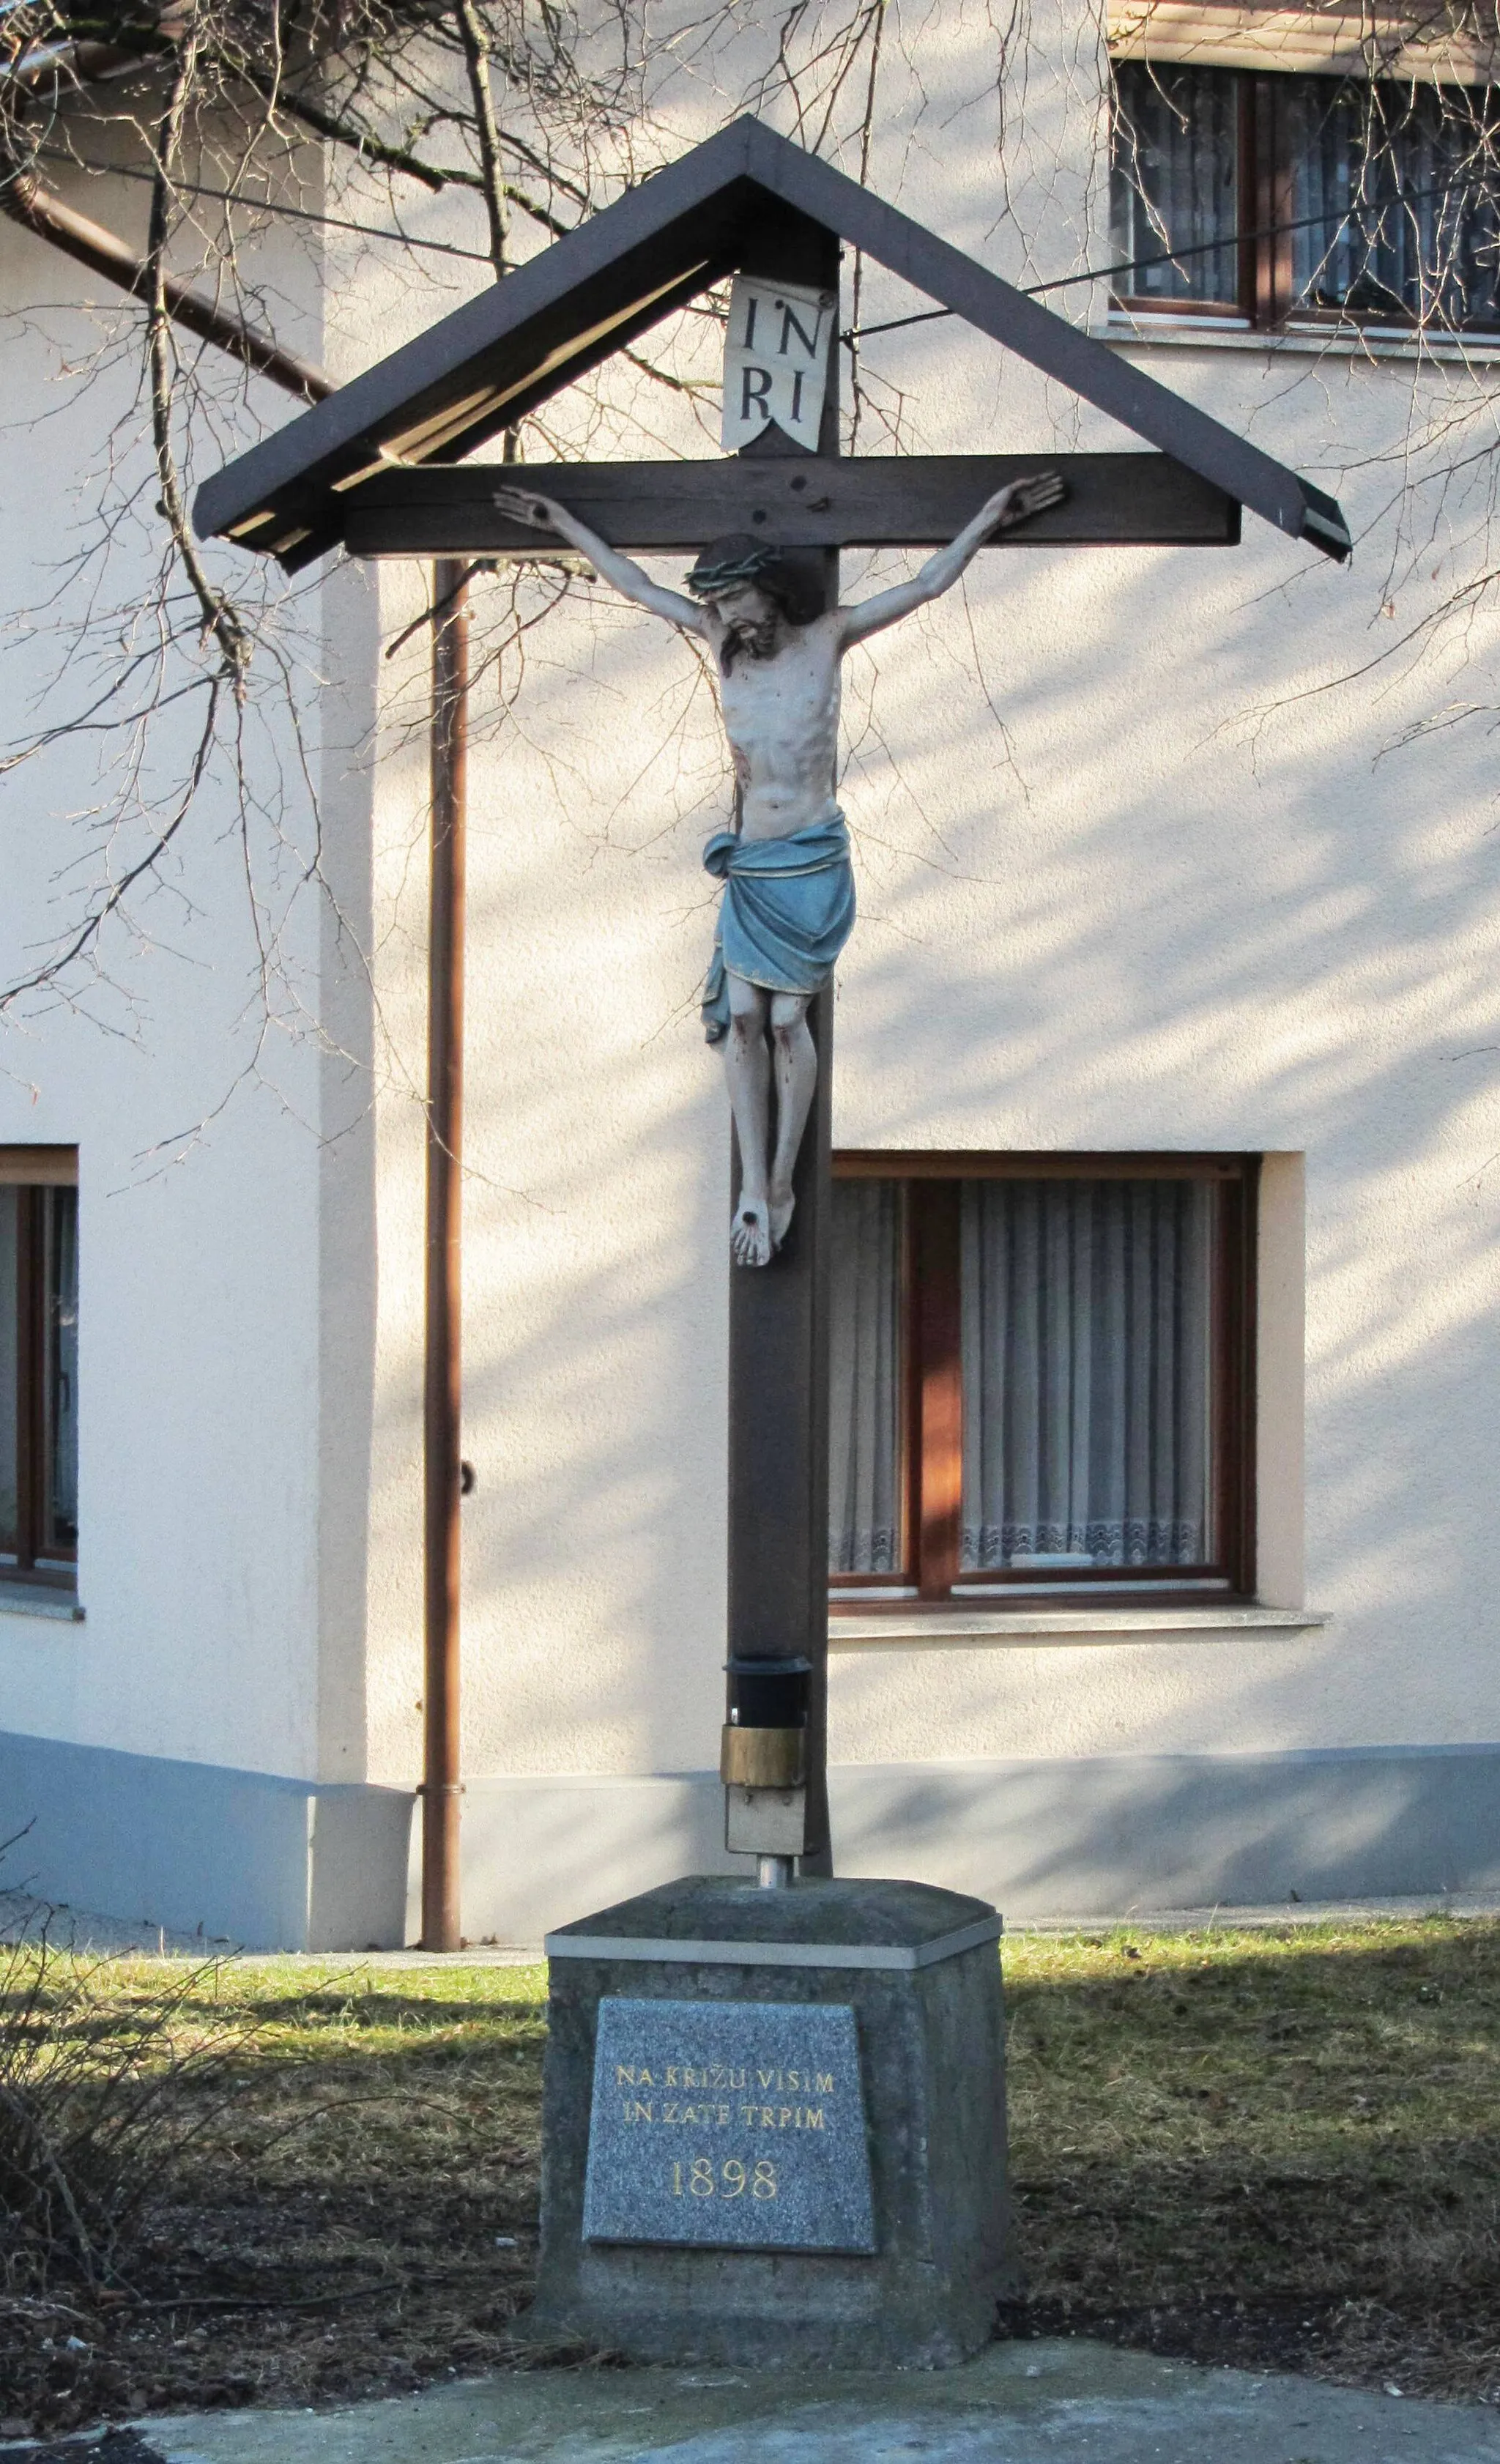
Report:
828,1155,1255,1607
1111,60,1500,330
0,1152,78,1589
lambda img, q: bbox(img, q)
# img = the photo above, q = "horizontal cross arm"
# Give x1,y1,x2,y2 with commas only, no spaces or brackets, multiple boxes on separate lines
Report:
341,452,1239,557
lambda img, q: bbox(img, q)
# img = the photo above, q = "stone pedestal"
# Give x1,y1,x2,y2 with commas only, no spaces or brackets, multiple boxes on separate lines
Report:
529,1874,1016,2367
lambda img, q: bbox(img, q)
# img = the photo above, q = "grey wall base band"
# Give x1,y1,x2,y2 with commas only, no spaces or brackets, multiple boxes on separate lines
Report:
544,1911,1004,1971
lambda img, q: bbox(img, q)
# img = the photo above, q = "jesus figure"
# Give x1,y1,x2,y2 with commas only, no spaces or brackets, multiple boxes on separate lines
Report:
493,471,1064,1266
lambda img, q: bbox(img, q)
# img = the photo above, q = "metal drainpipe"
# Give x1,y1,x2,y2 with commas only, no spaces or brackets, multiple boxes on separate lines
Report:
422,561,469,1952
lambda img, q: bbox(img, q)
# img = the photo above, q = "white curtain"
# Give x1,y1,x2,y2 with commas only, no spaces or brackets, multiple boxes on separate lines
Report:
1110,62,1241,305
828,1181,902,1574
1287,78,1500,327
960,1179,1213,1572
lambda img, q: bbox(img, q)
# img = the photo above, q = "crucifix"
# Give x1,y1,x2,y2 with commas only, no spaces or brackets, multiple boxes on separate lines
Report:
491,469,1062,1269
486,212,1067,1876
196,113,1348,1923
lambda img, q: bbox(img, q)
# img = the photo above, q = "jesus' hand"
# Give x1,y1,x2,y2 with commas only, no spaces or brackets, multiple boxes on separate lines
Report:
491,485,567,532
489,484,707,633
980,470,1068,538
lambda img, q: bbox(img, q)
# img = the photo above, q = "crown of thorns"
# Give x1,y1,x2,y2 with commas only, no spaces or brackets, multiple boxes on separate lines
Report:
684,538,787,598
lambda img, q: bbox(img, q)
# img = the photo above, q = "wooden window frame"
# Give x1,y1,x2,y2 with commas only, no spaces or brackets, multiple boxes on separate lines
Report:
1112,64,1500,335
830,1152,1258,1615
1,1157,78,1590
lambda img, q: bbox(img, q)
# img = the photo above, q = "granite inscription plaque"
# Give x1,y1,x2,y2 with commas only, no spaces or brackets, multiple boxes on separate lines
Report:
582,1997,875,2252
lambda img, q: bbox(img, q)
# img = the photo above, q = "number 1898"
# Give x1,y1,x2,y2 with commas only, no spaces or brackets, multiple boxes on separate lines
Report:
672,2157,776,2200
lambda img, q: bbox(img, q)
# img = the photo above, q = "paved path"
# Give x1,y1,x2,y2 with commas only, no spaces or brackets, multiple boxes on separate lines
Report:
130,2340,1500,2463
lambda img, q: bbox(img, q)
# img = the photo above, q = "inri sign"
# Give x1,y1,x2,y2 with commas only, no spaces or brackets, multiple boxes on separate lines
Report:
721,275,835,452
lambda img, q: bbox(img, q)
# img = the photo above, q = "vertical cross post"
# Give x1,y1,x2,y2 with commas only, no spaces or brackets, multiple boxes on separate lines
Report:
723,207,840,1880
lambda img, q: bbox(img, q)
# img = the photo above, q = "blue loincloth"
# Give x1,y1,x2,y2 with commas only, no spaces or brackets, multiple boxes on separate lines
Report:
700,809,857,1044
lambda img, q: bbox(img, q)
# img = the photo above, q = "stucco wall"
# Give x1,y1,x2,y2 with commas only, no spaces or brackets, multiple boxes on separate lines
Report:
0,150,338,1797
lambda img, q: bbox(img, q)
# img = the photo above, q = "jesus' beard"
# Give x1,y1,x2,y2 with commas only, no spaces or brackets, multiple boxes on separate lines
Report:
719,613,780,677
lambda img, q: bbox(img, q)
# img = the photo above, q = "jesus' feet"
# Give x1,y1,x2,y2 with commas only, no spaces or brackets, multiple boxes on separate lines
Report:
768,1185,795,1253
732,1198,773,1268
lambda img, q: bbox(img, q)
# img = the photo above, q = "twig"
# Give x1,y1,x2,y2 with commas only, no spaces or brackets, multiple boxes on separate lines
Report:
120,2262,529,2313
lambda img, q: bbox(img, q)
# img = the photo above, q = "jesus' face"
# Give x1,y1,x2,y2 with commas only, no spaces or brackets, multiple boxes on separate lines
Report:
708,581,781,660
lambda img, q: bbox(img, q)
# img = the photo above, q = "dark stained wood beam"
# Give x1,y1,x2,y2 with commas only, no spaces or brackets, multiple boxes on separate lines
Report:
341,450,1240,558
722,202,842,1884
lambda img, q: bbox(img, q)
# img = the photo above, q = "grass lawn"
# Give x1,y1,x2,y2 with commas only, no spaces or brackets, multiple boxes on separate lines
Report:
4,1914,1500,2438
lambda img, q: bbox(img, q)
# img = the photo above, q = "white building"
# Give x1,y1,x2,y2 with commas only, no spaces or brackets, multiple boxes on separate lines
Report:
1,7,1498,1948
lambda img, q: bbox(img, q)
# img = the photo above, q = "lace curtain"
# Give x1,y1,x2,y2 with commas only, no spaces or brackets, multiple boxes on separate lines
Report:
1110,63,1241,303
1111,59,1500,327
1286,78,1500,325
828,1180,903,1575
959,1179,1214,1571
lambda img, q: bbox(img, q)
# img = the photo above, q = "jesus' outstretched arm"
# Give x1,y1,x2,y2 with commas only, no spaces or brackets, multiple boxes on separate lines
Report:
491,486,708,634
837,469,1066,647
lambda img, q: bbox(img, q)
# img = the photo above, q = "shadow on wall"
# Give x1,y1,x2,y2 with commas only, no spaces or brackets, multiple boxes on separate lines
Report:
831,1742,1500,1917
417,1770,734,1945
396,1737,1500,1941
0,1727,415,1953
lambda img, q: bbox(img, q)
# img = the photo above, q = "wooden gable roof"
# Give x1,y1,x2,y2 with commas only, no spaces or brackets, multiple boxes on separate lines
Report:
194,114,1351,569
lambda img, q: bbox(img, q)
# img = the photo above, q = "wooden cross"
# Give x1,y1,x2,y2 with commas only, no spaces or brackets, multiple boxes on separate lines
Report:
196,117,1348,1904
351,209,1219,1877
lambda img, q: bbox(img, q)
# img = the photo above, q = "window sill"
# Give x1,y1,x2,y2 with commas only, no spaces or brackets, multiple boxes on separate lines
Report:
828,1603,1328,1644
1096,313,1500,364
0,1582,83,1622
